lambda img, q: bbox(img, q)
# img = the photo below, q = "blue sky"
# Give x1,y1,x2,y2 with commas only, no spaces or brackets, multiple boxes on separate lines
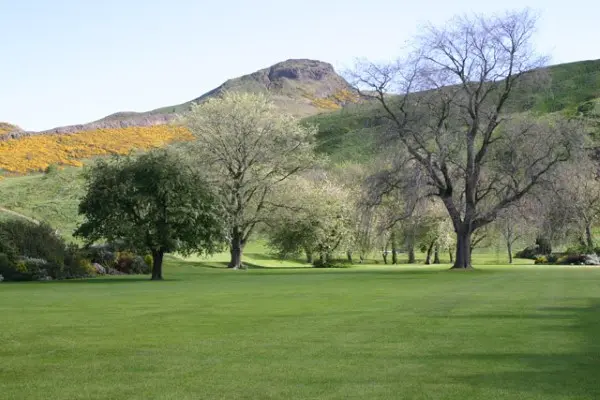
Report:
1,0,599,131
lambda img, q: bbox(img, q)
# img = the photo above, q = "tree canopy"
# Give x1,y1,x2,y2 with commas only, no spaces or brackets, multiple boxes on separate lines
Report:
180,91,317,269
75,149,224,280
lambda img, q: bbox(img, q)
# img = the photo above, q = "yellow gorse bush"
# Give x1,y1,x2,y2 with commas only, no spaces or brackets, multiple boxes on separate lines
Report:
304,89,361,110
0,125,193,173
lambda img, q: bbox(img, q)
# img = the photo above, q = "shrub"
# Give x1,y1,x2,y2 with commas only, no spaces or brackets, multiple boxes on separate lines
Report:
44,163,59,176
313,258,352,268
556,254,586,265
63,245,95,279
113,252,150,274
535,237,552,255
565,245,588,255
0,252,24,281
144,254,153,269
0,220,66,266
131,256,151,274
534,256,548,264
515,246,539,260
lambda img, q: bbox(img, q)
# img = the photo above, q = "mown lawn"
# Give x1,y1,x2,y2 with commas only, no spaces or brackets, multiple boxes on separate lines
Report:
1,259,600,400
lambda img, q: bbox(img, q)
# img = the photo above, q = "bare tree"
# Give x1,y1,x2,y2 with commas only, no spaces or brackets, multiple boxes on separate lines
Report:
496,203,534,263
351,10,578,268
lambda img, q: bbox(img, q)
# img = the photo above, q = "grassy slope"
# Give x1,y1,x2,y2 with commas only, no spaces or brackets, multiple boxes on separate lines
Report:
1,259,599,400
309,59,600,162
0,167,85,238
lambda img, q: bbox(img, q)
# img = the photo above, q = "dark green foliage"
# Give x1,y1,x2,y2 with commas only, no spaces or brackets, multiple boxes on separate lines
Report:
0,220,66,266
531,60,600,113
0,219,94,281
75,148,225,279
535,237,553,255
312,258,352,268
114,252,150,275
515,246,538,260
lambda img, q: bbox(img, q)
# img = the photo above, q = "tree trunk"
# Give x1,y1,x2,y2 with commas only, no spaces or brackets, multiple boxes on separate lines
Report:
382,247,388,264
434,244,440,264
391,231,398,264
305,249,314,264
586,223,594,250
228,231,244,269
408,246,415,264
407,234,416,264
319,253,327,265
347,250,353,264
151,250,164,280
425,241,435,264
452,229,473,269
507,240,513,264
359,254,365,264
449,248,454,263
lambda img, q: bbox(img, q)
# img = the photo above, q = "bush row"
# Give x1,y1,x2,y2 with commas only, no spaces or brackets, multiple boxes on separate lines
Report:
0,219,151,282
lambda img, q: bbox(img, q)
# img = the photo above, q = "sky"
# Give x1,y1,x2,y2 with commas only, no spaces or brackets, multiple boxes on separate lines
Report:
1,0,599,131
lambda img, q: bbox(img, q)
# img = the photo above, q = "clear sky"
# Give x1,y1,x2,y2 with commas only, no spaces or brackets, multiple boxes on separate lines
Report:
1,0,599,131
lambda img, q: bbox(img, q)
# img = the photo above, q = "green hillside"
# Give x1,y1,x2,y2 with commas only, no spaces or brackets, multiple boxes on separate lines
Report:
309,59,600,162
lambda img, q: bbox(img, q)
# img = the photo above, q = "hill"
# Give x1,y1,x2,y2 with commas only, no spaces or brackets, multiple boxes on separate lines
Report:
0,122,21,136
1,58,600,232
5,59,356,138
309,58,600,162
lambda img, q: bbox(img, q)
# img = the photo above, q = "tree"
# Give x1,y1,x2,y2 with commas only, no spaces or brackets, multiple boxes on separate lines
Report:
495,203,534,263
266,174,354,265
75,149,224,280
553,158,600,249
352,10,579,268
181,92,316,269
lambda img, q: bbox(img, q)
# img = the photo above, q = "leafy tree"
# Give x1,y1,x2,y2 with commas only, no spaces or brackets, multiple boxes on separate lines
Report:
181,92,316,269
75,149,224,280
352,10,580,268
266,174,354,265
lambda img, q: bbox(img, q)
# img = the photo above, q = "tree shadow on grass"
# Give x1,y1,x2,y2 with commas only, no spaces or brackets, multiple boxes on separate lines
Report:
245,252,308,265
430,300,600,399
188,260,310,271
51,276,178,284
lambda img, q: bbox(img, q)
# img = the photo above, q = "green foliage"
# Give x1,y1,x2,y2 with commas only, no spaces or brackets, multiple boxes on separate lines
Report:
266,176,354,263
535,237,553,255
515,246,539,260
534,256,547,265
75,148,225,278
312,258,353,268
0,219,66,266
114,251,150,275
530,60,600,114
44,163,60,176
144,254,153,268
0,219,95,281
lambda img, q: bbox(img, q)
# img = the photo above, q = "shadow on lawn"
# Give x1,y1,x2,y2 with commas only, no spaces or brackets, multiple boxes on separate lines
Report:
435,300,600,398
52,276,170,284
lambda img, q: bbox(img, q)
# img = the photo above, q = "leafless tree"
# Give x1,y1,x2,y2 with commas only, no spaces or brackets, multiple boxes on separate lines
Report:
350,9,580,268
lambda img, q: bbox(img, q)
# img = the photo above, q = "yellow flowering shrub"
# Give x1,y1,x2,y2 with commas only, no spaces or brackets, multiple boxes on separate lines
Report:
303,89,361,110
0,125,193,174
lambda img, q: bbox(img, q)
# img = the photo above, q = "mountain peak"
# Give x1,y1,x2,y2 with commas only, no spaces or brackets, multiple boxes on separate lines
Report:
12,59,357,136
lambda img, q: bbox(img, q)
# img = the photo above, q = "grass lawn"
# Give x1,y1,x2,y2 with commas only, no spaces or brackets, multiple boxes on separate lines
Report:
1,257,600,400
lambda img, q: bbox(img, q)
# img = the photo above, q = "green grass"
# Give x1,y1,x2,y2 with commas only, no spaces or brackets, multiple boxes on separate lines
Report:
1,256,599,400
0,167,84,239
